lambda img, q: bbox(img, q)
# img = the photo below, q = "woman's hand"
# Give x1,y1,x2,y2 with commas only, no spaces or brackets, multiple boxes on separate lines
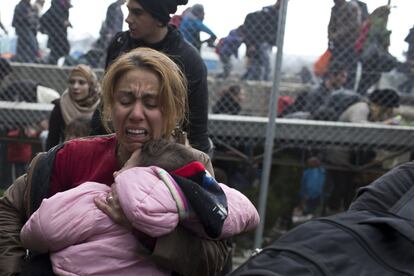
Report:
94,184,132,231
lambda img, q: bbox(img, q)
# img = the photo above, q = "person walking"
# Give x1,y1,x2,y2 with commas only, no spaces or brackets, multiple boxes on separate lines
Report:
12,0,38,63
40,0,72,65
179,4,216,51
241,1,281,81
328,0,361,89
96,0,127,50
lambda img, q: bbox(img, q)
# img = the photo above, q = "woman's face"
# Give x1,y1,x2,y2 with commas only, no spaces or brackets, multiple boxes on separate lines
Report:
68,75,90,102
112,68,163,159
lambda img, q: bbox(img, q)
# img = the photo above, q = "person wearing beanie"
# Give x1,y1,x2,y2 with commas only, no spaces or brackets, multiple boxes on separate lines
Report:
20,139,259,275
92,0,213,157
179,3,217,51
46,64,101,150
339,88,400,123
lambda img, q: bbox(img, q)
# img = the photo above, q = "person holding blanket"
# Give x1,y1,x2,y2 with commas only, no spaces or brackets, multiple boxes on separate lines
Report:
20,139,259,275
0,48,240,276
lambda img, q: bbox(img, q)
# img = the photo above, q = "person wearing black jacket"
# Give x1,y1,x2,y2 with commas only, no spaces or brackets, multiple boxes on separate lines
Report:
40,0,72,65
91,0,212,156
12,0,39,63
241,1,280,81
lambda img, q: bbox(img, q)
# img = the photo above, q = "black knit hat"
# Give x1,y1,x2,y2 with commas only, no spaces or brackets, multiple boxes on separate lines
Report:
136,0,188,24
368,89,400,108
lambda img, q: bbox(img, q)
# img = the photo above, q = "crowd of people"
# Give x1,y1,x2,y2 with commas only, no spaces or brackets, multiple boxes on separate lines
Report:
0,0,414,274
3,0,412,86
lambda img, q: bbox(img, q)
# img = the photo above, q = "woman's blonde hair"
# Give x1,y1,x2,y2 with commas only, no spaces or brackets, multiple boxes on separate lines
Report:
101,47,188,138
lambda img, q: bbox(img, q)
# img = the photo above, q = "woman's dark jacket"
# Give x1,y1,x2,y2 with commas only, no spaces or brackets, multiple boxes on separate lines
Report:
46,99,65,150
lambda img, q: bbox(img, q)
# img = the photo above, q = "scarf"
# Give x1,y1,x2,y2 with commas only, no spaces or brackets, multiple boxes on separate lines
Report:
60,89,100,125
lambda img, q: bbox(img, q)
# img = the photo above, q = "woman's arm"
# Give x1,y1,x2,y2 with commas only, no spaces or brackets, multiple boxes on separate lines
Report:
21,183,111,253
0,175,29,275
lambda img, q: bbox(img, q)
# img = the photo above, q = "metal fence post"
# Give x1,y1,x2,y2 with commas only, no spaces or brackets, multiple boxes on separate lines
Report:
254,0,289,249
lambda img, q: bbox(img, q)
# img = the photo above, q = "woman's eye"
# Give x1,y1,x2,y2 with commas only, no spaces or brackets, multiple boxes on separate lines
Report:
119,98,132,105
145,100,158,108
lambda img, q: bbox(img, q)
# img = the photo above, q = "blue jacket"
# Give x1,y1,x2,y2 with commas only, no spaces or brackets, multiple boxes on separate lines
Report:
179,13,216,50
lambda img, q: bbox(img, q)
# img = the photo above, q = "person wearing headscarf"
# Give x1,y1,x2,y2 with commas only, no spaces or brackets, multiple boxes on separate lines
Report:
46,65,100,150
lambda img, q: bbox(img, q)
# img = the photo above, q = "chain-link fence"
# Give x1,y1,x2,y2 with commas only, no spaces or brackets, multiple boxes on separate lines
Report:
1,1,414,231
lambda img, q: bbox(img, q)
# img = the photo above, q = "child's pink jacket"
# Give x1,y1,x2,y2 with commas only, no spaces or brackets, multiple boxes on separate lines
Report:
21,166,259,275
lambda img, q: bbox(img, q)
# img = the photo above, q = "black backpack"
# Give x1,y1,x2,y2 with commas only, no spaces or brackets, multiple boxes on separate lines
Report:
311,92,362,121
229,186,414,276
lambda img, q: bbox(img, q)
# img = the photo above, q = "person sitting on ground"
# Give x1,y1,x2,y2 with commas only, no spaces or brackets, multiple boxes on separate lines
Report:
212,84,244,115
281,62,348,118
20,139,259,275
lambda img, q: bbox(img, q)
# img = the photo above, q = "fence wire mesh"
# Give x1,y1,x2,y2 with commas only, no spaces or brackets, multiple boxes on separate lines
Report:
0,0,413,186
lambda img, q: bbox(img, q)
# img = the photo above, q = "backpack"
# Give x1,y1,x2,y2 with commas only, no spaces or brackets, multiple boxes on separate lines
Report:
39,9,53,35
170,14,183,29
311,92,361,121
228,185,414,276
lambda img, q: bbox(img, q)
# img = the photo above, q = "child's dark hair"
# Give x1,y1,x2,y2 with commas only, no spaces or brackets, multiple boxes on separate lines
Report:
139,139,197,171
64,117,91,141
